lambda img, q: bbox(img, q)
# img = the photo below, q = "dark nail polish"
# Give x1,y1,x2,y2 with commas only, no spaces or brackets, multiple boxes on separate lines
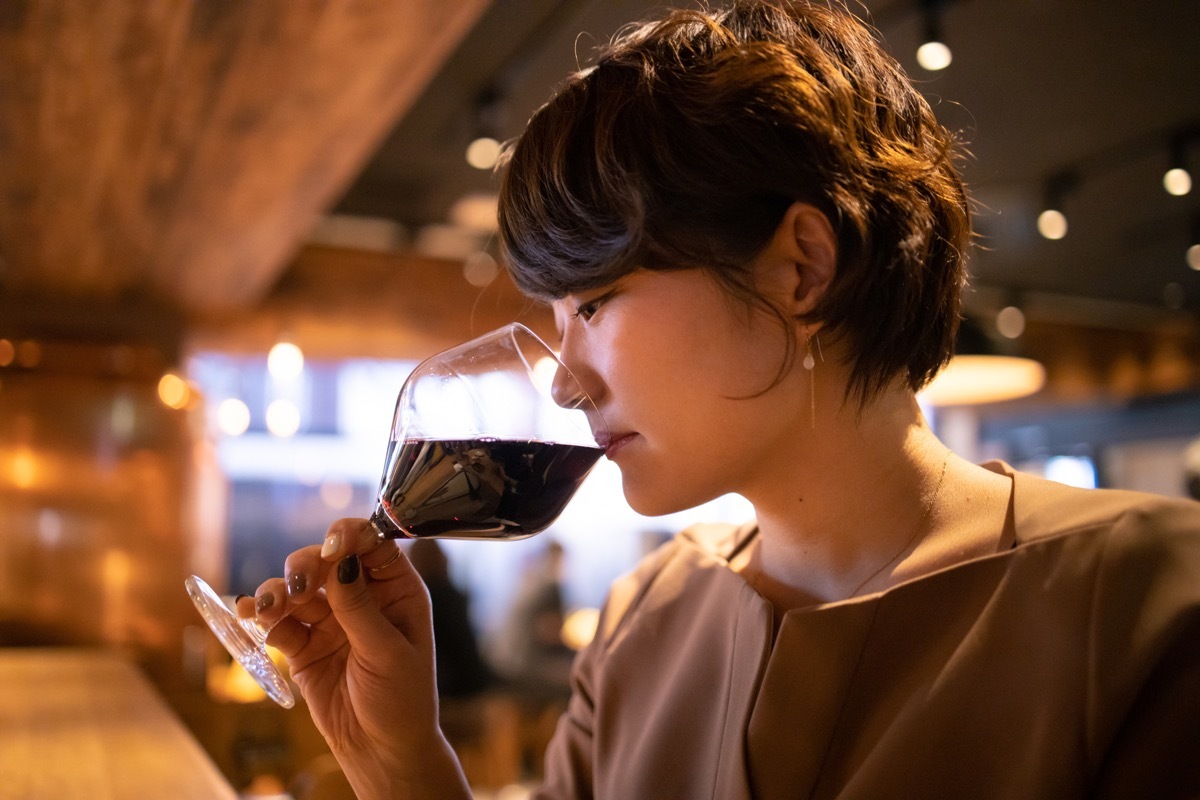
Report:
287,573,307,598
255,592,275,614
338,554,361,584
234,594,249,603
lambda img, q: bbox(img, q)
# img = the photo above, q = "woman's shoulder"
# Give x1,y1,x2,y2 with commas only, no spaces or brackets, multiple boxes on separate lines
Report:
1001,463,1200,548
591,520,758,646
1001,466,1200,620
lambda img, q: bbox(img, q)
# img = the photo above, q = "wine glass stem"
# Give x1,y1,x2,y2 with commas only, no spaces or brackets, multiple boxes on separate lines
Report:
368,510,401,540
239,615,271,648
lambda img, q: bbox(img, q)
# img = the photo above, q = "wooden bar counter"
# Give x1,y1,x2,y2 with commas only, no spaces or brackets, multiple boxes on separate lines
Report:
0,648,236,799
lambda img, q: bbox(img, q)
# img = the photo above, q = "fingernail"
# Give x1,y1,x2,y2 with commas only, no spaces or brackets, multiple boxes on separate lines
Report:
255,592,275,614
321,532,342,559
287,573,307,598
234,594,249,603
338,554,360,584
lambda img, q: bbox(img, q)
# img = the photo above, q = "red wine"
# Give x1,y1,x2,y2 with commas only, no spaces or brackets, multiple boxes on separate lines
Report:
370,438,603,540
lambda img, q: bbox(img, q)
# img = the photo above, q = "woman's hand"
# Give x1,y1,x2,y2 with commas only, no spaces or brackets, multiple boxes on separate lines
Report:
239,518,470,799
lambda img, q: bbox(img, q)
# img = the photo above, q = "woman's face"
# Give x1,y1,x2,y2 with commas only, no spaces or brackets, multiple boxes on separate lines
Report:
552,266,807,516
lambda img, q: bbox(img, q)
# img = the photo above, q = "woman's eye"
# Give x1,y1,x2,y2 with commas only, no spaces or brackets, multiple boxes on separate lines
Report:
574,299,600,321
568,287,616,323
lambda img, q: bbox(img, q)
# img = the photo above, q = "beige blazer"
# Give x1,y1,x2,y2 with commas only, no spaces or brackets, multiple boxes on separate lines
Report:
534,464,1200,799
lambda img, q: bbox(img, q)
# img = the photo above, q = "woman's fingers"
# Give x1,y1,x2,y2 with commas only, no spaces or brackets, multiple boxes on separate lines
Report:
325,552,432,659
237,519,428,648
320,518,388,562
252,576,289,627
282,544,333,605
237,519,385,622
265,592,335,658
319,517,409,583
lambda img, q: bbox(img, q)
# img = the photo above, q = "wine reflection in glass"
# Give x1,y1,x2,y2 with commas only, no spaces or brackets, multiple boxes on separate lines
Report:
185,323,606,708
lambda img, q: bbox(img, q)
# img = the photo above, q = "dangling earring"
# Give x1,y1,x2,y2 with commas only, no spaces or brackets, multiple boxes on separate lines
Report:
803,331,817,428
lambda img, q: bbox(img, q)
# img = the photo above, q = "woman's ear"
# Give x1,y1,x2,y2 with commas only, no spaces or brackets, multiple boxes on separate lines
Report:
767,202,837,316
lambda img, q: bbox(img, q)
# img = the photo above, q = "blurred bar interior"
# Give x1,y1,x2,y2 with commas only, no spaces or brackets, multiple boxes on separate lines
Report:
1,1,1198,798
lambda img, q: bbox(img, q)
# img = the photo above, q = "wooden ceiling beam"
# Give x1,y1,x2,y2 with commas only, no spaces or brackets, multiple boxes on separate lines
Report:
0,0,491,314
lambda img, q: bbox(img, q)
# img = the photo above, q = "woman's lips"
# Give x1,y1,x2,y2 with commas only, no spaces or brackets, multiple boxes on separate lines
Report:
600,432,637,459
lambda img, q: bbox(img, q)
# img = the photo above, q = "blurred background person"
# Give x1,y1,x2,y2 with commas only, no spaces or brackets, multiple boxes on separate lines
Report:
408,538,495,701
491,541,573,696
490,540,576,776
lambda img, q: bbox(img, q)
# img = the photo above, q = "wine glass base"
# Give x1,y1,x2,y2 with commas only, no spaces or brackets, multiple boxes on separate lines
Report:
184,576,295,708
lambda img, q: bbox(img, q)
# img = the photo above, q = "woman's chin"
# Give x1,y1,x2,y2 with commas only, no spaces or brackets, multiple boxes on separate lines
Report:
620,475,712,519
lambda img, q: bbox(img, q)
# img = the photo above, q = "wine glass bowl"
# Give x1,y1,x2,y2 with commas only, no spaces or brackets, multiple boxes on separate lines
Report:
186,323,605,707
369,323,605,541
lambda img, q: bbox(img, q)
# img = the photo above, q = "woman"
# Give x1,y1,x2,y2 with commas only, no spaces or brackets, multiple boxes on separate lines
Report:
244,2,1200,797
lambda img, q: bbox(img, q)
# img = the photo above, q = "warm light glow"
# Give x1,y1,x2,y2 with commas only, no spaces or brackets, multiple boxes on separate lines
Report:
0,338,13,367
217,398,252,436
212,650,288,704
157,372,191,409
1187,243,1200,271
1037,209,1068,240
995,305,1026,339
449,192,499,232
561,607,600,651
466,136,502,170
920,355,1046,406
916,40,952,70
463,251,499,287
493,785,533,800
15,339,41,367
267,341,304,380
266,399,301,437
110,394,137,441
38,509,63,546
11,448,37,489
1164,167,1192,196
531,356,560,398
320,478,354,510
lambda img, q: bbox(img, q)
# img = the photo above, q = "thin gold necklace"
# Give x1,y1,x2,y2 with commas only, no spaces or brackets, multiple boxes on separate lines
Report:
851,449,952,596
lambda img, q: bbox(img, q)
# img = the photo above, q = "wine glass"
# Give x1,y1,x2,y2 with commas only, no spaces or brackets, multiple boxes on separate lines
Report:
185,322,606,708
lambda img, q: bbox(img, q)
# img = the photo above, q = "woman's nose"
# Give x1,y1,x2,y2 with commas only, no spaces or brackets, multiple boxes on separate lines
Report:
551,363,587,409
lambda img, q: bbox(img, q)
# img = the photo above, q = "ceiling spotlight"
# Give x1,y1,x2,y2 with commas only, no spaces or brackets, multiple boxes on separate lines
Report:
1037,209,1068,240
217,397,252,437
266,399,302,438
466,86,507,170
916,0,952,71
1163,167,1192,197
268,340,304,380
465,136,502,170
1037,171,1078,240
1189,215,1200,271
995,305,1026,339
917,41,952,71
1164,132,1193,196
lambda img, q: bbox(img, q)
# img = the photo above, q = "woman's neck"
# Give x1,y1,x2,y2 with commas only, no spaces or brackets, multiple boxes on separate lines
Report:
734,380,1009,608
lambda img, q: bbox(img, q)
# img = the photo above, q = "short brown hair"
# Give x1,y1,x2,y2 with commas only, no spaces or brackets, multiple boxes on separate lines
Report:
497,0,970,406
